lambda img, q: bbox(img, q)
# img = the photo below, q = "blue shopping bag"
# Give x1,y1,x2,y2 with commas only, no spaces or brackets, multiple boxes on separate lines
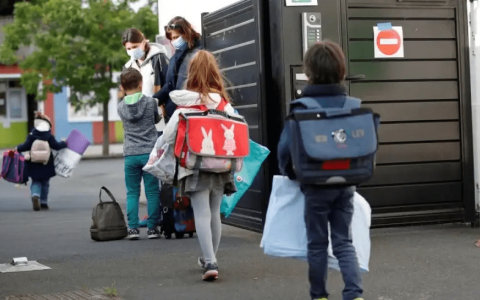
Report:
220,140,270,217
261,176,307,259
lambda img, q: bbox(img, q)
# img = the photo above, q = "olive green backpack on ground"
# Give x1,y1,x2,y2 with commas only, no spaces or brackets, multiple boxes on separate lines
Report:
90,187,128,241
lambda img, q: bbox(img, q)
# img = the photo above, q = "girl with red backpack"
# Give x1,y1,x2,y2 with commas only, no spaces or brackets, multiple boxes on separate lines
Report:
160,50,239,281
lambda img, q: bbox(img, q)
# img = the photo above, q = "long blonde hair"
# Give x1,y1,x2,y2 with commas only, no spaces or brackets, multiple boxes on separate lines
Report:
185,50,230,103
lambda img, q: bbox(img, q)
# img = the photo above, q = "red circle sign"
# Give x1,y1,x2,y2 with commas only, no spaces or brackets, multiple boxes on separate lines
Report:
376,29,401,56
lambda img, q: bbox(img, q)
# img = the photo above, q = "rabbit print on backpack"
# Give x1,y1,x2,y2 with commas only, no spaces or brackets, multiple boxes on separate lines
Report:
221,124,236,156
200,127,215,155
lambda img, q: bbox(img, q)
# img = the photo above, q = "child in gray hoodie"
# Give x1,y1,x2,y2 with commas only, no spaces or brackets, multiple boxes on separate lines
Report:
117,68,161,240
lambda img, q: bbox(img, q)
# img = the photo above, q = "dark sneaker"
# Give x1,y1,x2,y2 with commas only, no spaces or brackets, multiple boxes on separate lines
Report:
197,257,206,269
128,228,140,240
32,196,40,211
147,228,160,239
41,204,49,210
202,263,219,281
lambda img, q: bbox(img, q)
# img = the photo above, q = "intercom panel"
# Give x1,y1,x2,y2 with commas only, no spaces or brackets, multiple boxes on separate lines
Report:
291,66,307,100
302,12,322,56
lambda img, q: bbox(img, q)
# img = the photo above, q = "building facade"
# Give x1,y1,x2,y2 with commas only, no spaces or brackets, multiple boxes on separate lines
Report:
0,12,124,148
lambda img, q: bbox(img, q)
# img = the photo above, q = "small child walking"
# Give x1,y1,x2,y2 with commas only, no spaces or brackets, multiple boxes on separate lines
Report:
16,112,67,211
118,68,161,240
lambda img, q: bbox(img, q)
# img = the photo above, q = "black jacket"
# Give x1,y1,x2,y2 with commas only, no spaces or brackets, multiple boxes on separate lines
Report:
17,130,67,181
153,38,202,120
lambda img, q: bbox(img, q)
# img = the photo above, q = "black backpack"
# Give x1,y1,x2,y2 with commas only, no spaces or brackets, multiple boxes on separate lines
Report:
90,187,128,241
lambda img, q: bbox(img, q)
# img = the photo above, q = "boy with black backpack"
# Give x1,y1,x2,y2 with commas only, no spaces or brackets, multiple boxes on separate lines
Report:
16,112,67,211
278,41,379,300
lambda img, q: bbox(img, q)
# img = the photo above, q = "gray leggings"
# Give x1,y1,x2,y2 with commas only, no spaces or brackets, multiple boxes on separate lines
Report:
190,186,224,264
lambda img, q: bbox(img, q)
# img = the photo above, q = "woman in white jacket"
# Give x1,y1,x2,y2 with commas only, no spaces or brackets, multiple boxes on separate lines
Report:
121,28,170,133
160,50,237,281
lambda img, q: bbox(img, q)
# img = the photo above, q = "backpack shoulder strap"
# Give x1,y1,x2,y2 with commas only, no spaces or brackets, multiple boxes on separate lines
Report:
290,97,322,110
179,99,227,112
343,96,361,109
1,155,11,178
217,99,228,111
177,105,208,111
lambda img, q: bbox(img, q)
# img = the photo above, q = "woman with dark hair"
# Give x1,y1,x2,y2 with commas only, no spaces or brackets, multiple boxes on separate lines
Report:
152,16,202,123
121,28,169,132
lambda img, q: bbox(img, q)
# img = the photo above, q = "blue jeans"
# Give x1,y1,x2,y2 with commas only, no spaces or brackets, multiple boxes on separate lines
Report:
124,154,160,230
302,185,363,300
31,179,50,205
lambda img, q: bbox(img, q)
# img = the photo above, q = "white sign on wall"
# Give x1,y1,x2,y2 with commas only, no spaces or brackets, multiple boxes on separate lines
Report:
373,23,404,59
286,0,318,6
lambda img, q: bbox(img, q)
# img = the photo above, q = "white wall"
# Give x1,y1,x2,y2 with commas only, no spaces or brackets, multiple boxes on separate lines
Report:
157,0,241,36
469,2,480,210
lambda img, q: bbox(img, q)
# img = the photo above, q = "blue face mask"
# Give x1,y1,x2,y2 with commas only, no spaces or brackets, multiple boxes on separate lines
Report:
127,47,145,60
172,36,186,49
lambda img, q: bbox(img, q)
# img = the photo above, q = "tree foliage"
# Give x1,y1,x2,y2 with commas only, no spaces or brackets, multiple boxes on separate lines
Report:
0,0,158,107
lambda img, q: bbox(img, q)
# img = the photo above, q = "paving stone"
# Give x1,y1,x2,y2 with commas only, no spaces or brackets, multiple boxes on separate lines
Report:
5,289,118,300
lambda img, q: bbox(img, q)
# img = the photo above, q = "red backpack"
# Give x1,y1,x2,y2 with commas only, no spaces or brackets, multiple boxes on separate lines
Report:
174,100,250,173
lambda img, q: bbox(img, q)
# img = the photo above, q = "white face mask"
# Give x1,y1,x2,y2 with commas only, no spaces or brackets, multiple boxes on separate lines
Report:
172,36,186,49
34,119,50,132
127,47,145,60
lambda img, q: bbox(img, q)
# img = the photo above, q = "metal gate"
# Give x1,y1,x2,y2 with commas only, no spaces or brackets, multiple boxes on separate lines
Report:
202,0,475,230
343,0,475,225
202,0,269,232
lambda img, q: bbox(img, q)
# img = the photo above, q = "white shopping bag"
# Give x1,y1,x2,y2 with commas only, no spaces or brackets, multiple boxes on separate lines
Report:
142,135,175,184
327,192,371,272
53,148,82,178
261,176,371,272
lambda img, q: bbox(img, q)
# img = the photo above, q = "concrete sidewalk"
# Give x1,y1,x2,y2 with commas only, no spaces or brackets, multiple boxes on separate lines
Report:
82,144,123,159
1,159,480,299
1,144,124,160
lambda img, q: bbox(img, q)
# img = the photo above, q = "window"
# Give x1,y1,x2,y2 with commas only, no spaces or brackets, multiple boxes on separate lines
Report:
0,80,27,121
8,80,22,88
8,90,23,119
0,82,6,118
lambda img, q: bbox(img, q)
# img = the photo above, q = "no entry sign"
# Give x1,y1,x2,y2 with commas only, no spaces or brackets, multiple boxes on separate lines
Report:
373,25,404,58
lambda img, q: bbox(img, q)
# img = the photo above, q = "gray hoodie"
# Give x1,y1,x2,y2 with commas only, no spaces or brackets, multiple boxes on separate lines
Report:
118,95,160,156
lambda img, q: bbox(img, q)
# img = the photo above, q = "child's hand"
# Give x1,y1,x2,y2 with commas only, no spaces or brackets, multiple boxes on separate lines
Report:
117,86,125,99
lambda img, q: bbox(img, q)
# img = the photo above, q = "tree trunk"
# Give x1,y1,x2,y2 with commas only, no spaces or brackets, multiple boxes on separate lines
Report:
102,100,109,156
